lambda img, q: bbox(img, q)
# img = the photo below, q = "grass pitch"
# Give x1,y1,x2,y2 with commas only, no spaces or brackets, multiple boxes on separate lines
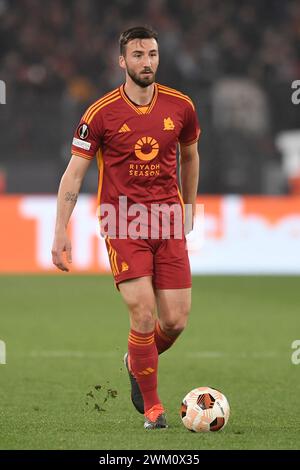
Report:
0,275,299,450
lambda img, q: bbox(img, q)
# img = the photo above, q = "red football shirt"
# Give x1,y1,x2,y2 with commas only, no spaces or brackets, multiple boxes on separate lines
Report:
71,82,200,236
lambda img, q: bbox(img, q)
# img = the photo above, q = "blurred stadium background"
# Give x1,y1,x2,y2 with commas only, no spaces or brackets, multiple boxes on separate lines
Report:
1,0,300,194
0,0,300,274
0,0,300,194
0,0,300,450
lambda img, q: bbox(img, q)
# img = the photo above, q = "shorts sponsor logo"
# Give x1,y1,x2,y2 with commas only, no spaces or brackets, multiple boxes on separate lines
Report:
77,123,89,139
72,138,91,150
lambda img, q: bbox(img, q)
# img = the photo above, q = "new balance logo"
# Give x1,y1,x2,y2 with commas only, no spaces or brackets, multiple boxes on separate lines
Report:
138,367,155,376
118,123,131,133
163,117,175,130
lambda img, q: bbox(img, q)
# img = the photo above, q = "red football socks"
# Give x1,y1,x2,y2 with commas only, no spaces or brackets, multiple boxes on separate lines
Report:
128,328,161,413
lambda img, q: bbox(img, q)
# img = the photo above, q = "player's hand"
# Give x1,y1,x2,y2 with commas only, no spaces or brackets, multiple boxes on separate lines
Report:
51,231,72,272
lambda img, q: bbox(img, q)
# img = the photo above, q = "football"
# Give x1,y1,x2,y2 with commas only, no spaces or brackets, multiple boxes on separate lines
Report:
181,387,230,432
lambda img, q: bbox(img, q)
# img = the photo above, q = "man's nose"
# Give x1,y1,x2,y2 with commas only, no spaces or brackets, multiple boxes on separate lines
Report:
142,55,152,67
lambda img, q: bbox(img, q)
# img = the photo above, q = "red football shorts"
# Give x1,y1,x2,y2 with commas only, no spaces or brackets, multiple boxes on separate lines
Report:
105,237,191,290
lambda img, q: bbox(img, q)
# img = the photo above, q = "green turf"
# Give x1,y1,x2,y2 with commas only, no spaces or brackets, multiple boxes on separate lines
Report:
0,275,299,450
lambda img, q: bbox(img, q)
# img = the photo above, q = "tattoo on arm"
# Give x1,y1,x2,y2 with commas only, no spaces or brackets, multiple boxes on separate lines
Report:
64,192,78,203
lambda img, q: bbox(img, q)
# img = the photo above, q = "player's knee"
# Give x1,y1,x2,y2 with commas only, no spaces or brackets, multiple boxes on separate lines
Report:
129,300,156,332
162,317,188,336
161,307,190,335
131,313,155,332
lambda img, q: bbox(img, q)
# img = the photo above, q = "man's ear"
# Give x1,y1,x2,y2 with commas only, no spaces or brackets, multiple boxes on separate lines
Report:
119,55,126,70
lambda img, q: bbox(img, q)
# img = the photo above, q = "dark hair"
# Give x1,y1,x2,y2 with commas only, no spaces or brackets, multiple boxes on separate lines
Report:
119,26,158,55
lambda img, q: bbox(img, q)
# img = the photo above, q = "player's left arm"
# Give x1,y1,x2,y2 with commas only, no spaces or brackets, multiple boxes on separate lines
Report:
179,141,200,234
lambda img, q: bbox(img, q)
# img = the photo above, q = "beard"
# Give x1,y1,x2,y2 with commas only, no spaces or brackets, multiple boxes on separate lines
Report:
126,64,156,88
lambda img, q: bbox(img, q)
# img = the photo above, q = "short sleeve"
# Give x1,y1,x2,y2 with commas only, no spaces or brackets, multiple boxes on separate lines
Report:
71,111,103,160
178,101,201,147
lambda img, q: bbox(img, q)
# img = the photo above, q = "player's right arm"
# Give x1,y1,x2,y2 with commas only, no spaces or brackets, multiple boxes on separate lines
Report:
53,94,104,271
52,155,92,272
